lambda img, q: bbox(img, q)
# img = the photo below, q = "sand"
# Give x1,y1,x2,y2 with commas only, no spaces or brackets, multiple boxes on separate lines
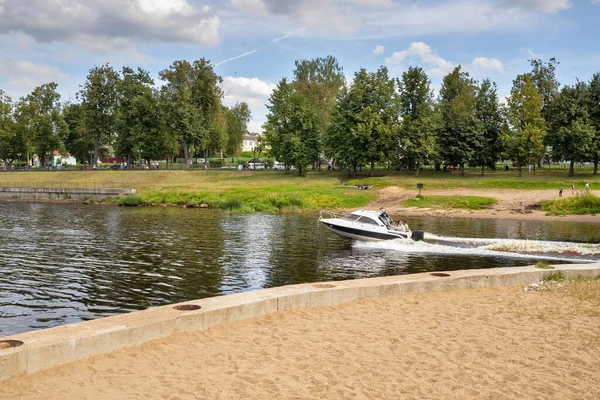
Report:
3,282,600,400
369,187,600,222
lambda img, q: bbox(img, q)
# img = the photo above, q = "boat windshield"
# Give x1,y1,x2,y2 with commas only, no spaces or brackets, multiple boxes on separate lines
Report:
379,212,395,227
342,213,362,221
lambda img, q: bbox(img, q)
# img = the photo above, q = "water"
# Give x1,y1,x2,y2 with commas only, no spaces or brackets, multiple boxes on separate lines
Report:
0,203,599,337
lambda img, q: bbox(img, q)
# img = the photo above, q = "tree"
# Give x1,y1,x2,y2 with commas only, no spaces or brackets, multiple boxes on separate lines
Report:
78,64,120,167
115,67,160,167
225,103,251,162
293,56,346,167
589,73,600,175
14,83,66,167
472,79,504,175
62,102,89,164
437,66,480,175
504,74,547,176
159,59,223,168
264,78,320,175
326,67,397,177
0,90,17,166
397,66,436,176
547,82,595,176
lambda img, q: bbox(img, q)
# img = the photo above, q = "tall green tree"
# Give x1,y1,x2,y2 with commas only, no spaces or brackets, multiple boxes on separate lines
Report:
547,82,595,176
589,72,600,175
115,67,160,167
225,103,251,162
159,59,222,168
437,66,480,175
397,66,436,176
293,56,345,167
264,79,320,175
504,74,547,176
326,67,397,177
472,79,504,175
78,64,120,166
0,90,17,166
62,102,89,163
14,83,66,166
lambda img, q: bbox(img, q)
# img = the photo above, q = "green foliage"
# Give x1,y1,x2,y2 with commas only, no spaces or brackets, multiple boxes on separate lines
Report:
78,64,120,166
326,67,397,177
397,67,437,176
225,102,251,161
541,192,600,215
504,74,547,175
0,90,16,164
403,195,497,210
437,66,480,175
264,79,320,175
543,270,566,282
117,195,145,206
472,79,504,174
547,82,595,176
535,261,554,269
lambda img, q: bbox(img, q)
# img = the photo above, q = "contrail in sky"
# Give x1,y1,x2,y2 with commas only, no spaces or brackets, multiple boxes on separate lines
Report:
215,29,304,67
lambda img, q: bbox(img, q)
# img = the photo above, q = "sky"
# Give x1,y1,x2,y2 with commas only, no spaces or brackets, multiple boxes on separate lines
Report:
0,0,599,132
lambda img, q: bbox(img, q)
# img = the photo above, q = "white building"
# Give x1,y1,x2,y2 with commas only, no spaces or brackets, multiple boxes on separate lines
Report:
242,132,259,152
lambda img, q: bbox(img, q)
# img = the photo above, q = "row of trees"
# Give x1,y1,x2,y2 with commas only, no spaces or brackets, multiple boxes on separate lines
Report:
264,57,600,176
0,59,251,169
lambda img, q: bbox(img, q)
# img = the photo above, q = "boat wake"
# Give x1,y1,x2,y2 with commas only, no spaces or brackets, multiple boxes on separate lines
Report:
353,233,600,263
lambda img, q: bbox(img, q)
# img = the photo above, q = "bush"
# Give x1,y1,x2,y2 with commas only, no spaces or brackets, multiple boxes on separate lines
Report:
542,192,600,215
117,195,144,206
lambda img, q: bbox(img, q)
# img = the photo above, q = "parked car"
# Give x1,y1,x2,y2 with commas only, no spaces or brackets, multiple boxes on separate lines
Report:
248,162,265,170
273,162,294,171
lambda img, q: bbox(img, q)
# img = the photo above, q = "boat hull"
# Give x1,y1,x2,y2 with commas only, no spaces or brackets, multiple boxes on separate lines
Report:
320,221,410,241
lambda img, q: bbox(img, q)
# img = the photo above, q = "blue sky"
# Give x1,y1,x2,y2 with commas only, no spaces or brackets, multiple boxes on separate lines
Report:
0,0,599,132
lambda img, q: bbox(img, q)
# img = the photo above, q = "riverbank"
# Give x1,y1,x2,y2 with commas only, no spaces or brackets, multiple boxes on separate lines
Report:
371,187,600,222
1,170,599,218
2,277,599,399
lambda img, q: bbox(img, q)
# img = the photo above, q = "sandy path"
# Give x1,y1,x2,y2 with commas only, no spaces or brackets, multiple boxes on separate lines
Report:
369,187,600,222
3,283,600,400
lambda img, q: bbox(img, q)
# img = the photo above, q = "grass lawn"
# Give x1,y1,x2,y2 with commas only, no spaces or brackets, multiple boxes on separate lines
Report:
541,193,600,215
402,195,497,210
1,168,599,212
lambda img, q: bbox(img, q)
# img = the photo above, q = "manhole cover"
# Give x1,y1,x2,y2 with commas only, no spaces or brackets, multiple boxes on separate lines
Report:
430,273,451,277
0,340,24,350
313,283,336,289
173,304,201,311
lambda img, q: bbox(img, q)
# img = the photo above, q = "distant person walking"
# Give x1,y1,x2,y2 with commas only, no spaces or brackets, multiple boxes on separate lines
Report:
571,183,578,196
585,181,590,192
559,187,563,197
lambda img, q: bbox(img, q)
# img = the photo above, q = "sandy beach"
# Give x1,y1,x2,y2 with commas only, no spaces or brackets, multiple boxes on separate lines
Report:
3,281,599,400
370,187,600,222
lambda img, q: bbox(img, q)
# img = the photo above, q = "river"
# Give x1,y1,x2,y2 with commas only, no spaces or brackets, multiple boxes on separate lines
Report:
1,203,599,337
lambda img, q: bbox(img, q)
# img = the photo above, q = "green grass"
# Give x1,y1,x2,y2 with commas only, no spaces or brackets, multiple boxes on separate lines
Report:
543,270,567,282
541,192,600,215
535,261,554,270
402,195,497,210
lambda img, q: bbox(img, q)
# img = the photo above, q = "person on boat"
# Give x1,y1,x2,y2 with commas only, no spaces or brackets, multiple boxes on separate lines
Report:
403,221,410,231
394,220,406,232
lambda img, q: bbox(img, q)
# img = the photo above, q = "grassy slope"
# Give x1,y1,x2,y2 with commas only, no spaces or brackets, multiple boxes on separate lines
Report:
1,169,599,212
541,193,600,215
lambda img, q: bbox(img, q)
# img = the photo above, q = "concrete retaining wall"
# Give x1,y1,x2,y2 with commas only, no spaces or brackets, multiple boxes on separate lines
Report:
1,263,599,382
0,187,136,200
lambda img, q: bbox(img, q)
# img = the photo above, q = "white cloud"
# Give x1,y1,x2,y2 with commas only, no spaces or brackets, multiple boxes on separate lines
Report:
221,76,277,133
471,57,505,73
385,42,455,77
230,0,563,39
503,0,572,12
0,58,69,95
0,0,220,48
373,45,385,55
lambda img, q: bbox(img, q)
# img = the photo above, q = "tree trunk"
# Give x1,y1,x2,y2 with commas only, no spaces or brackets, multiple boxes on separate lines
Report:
481,165,484,176
460,163,465,176
569,160,574,177
594,160,598,175
127,154,132,170
370,160,375,177
518,165,522,177
353,163,357,179
435,162,441,171
183,139,191,169
416,163,421,177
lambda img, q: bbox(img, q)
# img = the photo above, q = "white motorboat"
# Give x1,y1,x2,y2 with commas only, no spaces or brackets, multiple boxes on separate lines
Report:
319,208,424,242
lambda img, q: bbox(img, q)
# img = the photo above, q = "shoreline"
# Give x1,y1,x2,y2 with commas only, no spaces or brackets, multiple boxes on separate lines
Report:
1,186,599,222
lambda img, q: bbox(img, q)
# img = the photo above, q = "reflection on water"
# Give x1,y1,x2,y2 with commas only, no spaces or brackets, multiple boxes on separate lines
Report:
0,203,598,336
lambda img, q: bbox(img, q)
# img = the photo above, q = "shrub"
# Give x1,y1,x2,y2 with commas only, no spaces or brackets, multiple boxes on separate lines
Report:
117,195,144,206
